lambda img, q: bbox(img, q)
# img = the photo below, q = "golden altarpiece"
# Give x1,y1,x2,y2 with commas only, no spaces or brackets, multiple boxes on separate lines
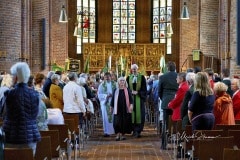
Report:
83,43,165,74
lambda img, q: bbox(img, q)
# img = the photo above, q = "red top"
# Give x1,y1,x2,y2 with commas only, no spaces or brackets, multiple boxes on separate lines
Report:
209,79,214,89
232,90,240,119
168,81,189,121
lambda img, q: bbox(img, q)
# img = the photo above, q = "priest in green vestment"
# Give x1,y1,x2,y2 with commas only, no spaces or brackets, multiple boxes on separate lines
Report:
126,64,147,138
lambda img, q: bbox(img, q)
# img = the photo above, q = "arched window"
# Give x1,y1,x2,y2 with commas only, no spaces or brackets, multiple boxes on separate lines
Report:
153,0,172,54
76,0,96,54
113,0,136,43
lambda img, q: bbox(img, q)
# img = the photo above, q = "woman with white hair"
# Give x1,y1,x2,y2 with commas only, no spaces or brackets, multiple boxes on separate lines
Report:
49,74,64,111
111,77,133,141
180,72,195,130
3,62,41,156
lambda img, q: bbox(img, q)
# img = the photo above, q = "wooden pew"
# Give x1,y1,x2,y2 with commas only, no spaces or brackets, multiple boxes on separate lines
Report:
215,124,240,136
48,124,69,150
193,136,234,160
63,114,80,134
184,125,193,151
64,118,76,135
227,130,240,149
193,129,225,137
35,136,52,160
223,148,240,160
40,130,60,158
4,148,34,160
48,124,69,159
235,119,240,124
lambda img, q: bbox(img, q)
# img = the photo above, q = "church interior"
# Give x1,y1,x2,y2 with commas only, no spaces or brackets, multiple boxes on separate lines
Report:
0,0,238,76
1,1,240,159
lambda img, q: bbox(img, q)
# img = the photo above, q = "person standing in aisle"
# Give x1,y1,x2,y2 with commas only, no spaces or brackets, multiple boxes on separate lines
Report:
126,64,147,138
158,61,178,149
98,72,116,137
111,77,133,141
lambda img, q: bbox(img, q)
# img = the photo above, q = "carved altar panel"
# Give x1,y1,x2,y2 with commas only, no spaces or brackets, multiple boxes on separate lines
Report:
83,43,165,73
134,44,144,56
90,55,105,70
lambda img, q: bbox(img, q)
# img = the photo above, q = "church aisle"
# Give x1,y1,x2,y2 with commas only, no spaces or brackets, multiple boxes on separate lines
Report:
79,124,172,160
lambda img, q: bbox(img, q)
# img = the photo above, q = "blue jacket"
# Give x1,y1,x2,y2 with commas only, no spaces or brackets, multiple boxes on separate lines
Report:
43,78,52,98
3,83,41,144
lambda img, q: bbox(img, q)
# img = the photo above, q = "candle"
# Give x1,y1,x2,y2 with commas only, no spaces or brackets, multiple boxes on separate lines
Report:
109,54,112,70
120,55,123,70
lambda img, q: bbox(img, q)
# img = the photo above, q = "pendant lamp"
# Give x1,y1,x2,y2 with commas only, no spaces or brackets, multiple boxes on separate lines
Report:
180,2,190,20
59,5,68,23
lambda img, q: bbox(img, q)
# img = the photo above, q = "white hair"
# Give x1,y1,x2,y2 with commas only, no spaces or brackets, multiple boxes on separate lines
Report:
131,64,138,69
47,71,55,79
51,74,60,82
80,73,88,78
232,78,240,89
186,72,195,85
78,77,86,85
10,62,30,83
117,77,127,88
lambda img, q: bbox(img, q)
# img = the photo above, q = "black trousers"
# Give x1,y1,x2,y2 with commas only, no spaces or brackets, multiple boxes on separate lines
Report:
161,108,172,149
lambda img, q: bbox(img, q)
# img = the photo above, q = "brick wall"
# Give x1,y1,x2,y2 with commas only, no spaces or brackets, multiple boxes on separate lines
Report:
180,0,235,74
200,0,219,57
31,0,50,73
197,0,238,76
49,0,68,71
0,0,22,73
0,0,68,75
31,0,68,74
179,0,200,71
21,0,31,68
229,0,239,77
0,1,239,76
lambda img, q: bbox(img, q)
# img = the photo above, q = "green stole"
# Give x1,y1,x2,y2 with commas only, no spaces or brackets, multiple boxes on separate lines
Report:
102,81,116,123
129,74,142,124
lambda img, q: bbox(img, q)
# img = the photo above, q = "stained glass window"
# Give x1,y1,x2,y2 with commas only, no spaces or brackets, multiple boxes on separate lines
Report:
153,0,172,54
113,0,136,43
76,0,96,54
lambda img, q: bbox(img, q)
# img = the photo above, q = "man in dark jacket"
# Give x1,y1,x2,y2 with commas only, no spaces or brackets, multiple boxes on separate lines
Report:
158,61,178,149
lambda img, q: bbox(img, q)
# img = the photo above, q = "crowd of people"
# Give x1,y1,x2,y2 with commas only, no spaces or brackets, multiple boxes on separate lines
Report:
0,60,240,155
156,62,239,149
